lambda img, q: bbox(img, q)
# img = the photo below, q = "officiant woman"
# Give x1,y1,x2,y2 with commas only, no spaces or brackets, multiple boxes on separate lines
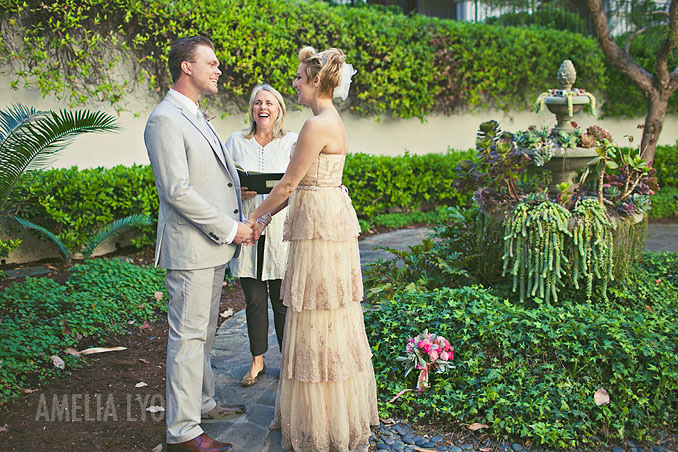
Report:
224,84,298,387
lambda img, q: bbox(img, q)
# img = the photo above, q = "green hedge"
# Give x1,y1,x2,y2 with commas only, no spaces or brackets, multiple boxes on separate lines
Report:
0,259,167,402
3,144,675,255
364,254,678,447
1,0,673,118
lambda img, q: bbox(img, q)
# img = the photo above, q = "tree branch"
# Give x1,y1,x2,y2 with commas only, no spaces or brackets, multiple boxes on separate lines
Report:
656,0,678,87
585,0,654,93
624,27,646,54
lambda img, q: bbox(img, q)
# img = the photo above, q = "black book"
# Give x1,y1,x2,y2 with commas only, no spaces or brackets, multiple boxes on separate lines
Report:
235,163,284,194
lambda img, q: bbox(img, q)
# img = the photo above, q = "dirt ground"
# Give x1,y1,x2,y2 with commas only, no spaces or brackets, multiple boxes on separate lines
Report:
0,249,246,452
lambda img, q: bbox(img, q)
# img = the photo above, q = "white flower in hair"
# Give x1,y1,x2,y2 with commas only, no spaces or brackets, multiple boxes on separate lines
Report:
318,50,357,101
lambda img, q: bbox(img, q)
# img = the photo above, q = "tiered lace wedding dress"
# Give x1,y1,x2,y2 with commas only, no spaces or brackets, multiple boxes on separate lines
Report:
272,152,379,452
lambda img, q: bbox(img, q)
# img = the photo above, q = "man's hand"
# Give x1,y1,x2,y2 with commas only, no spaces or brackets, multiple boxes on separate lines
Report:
233,221,255,245
241,186,257,201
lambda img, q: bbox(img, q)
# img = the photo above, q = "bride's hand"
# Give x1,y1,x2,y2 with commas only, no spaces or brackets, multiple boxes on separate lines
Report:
247,218,265,241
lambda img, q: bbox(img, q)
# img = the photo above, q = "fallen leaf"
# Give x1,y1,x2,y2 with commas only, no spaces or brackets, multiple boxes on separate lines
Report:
146,405,165,413
140,320,152,330
78,346,127,355
61,319,71,336
380,417,396,424
480,448,493,452
65,347,82,358
222,281,228,287
139,358,149,364
151,444,163,452
74,332,83,341
0,424,8,433
413,447,436,452
128,320,135,325
135,382,148,388
594,388,610,406
154,291,163,301
219,308,234,319
22,389,38,395
50,355,65,369
468,422,490,431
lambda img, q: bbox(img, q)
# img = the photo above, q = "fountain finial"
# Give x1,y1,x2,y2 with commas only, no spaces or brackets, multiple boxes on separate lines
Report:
557,60,576,91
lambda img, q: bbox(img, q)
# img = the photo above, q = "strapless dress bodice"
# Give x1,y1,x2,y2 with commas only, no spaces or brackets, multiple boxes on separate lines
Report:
283,152,360,242
299,152,346,187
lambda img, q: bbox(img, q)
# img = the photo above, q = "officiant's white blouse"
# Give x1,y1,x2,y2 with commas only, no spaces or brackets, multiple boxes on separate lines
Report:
225,130,298,280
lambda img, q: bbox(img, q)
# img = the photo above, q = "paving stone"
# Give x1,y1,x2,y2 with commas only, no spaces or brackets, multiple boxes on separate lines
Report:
512,443,524,451
431,435,443,443
376,443,390,450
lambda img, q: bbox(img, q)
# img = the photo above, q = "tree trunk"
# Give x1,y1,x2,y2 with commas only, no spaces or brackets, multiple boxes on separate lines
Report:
585,0,678,164
641,90,671,163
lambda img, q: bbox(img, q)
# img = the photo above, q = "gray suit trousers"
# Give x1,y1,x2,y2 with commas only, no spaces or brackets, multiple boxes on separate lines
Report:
165,264,226,444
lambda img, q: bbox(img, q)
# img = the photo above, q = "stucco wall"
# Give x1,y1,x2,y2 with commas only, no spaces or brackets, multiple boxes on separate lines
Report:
2,75,677,169
2,75,677,265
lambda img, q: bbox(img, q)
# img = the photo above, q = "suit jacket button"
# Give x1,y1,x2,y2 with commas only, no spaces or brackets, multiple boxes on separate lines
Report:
228,182,233,187
234,209,239,214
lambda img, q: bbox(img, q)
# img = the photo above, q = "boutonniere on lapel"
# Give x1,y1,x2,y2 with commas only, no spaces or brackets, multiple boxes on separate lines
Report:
203,110,216,122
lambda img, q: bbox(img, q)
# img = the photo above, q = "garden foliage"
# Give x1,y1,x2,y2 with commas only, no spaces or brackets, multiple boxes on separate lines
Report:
3,144,676,260
364,252,678,447
0,0,668,118
0,258,167,402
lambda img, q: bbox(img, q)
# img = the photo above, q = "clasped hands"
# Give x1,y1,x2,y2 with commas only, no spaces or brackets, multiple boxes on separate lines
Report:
233,219,265,246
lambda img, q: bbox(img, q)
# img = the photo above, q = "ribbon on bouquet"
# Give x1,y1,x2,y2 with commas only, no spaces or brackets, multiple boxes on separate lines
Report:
389,364,432,403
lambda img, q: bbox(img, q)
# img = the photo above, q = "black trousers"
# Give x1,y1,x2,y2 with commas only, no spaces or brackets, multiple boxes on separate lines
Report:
240,236,287,356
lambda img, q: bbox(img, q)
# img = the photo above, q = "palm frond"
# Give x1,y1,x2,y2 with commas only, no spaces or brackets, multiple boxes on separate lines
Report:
82,214,153,259
0,105,119,212
12,215,72,262
0,104,40,143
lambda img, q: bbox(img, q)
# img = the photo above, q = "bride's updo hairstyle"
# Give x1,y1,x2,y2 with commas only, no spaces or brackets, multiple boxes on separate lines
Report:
298,46,346,99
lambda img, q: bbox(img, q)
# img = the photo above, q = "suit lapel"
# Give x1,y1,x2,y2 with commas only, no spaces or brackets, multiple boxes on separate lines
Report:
164,93,229,171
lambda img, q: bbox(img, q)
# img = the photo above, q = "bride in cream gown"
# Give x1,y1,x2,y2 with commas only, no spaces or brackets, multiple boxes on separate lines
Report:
247,46,378,452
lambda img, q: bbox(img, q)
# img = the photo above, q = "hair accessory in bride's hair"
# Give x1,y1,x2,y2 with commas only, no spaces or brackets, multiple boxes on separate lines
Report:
317,50,357,101
334,62,357,101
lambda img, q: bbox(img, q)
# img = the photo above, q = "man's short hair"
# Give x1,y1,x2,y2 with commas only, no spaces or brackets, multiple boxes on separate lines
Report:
168,36,215,82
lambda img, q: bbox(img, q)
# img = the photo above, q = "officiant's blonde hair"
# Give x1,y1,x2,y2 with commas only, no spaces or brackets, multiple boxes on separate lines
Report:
243,84,287,139
298,46,345,99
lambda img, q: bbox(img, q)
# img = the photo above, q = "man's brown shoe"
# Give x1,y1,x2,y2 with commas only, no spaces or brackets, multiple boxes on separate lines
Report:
167,433,233,452
201,404,247,422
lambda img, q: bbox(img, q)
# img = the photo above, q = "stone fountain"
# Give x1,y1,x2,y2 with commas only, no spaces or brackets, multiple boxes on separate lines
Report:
535,60,598,193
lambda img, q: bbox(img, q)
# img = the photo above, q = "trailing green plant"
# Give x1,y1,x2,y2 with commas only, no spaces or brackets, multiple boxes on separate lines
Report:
0,0,636,119
502,196,571,303
570,198,614,300
0,258,167,402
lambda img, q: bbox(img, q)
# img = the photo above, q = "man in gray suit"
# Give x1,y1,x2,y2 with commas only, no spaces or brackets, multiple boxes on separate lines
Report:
144,36,253,452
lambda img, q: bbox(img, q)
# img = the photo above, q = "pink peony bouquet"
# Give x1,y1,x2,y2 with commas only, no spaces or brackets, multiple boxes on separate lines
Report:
397,329,454,391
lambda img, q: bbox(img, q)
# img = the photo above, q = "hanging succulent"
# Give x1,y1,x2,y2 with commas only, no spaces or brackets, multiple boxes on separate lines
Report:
570,198,614,301
502,197,571,303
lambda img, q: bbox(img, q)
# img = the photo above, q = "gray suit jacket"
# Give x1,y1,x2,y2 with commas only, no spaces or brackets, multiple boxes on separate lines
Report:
144,91,242,270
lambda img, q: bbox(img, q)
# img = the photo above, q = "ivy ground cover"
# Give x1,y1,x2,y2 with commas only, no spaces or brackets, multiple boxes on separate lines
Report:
364,251,678,448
